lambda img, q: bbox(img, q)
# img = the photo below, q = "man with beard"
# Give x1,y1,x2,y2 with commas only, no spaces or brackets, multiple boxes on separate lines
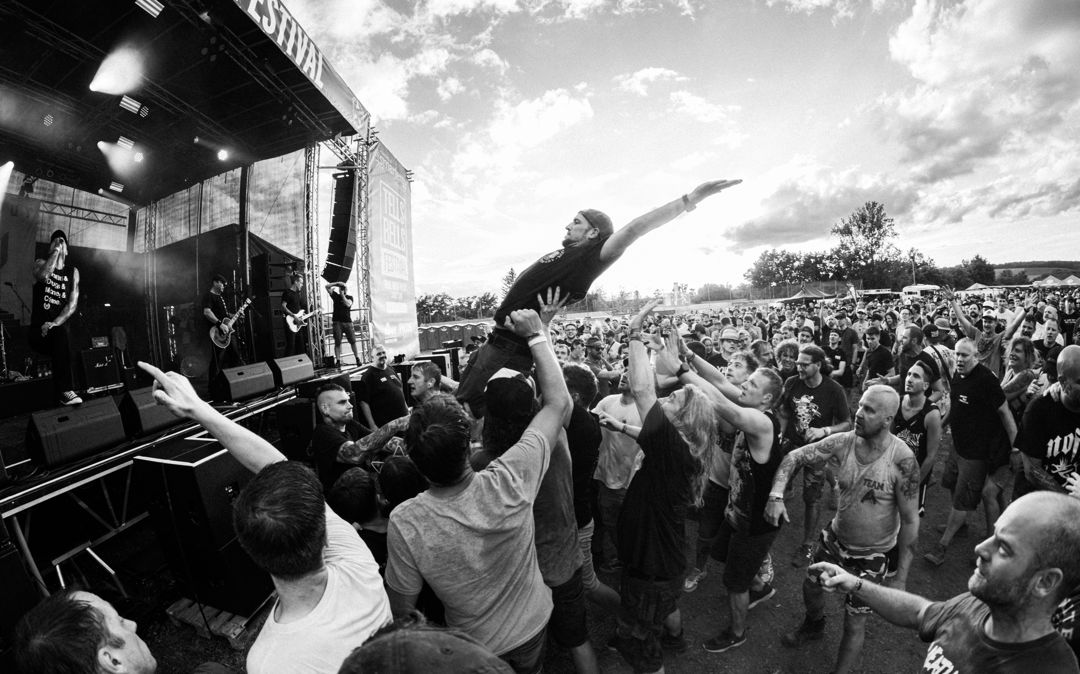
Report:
357,345,409,429
871,325,924,397
808,491,1080,673
1016,346,1080,497
766,385,920,674
593,371,643,574
456,179,741,417
948,288,1027,378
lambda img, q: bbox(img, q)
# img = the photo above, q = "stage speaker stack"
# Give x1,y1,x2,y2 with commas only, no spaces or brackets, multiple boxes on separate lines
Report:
135,439,272,616
80,347,122,392
268,354,315,389
321,172,356,284
26,397,126,468
251,253,303,361
212,363,276,402
120,386,183,437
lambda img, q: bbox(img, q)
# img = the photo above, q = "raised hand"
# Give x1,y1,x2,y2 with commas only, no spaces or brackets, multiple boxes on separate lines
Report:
504,309,544,338
137,361,211,420
630,298,662,331
537,286,569,326
596,410,621,432
688,179,743,204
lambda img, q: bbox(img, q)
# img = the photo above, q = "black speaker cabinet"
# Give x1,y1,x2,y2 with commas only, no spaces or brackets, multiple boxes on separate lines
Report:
26,397,126,468
212,362,275,402
135,439,272,616
268,354,314,388
120,386,182,437
80,347,121,389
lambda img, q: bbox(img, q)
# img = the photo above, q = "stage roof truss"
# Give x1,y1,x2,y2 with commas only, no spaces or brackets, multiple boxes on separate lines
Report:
38,199,128,227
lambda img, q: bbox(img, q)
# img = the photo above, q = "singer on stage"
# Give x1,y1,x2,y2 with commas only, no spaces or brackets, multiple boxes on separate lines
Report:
30,229,81,406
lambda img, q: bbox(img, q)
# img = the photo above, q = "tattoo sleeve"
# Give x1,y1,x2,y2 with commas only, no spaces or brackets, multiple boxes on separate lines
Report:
771,435,842,492
337,415,409,465
898,457,920,501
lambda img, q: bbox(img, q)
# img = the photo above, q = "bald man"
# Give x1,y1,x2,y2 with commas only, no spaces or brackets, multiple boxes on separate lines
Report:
1016,345,1080,496
765,385,920,674
809,491,1080,673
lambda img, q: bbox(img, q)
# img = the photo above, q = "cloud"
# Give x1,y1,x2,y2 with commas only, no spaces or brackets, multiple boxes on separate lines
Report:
426,0,520,18
437,77,465,101
764,0,896,21
613,67,686,96
725,162,919,249
669,91,739,123
525,0,703,21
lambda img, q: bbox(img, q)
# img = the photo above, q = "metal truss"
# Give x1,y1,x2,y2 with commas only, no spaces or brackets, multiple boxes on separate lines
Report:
38,200,127,227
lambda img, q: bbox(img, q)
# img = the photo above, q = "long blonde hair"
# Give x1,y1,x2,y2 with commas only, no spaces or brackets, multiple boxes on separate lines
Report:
669,383,719,508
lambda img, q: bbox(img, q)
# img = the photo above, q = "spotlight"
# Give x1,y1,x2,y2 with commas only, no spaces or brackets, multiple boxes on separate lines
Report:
120,95,142,114
217,149,228,161
133,152,144,163
43,114,54,126
89,47,144,95
109,181,124,192
117,136,134,150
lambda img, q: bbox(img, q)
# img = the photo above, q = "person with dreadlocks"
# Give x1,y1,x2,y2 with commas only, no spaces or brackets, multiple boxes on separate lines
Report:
608,300,719,674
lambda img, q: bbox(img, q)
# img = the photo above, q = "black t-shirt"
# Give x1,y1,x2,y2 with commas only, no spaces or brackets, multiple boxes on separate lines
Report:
494,237,613,326
617,402,698,579
566,404,601,529
201,290,228,328
1055,590,1080,663
706,352,728,369
328,287,352,323
1061,311,1079,346
949,364,1007,461
310,419,369,490
1016,395,1080,496
281,288,302,314
358,366,409,428
824,345,853,387
862,344,894,381
780,376,851,447
31,266,76,327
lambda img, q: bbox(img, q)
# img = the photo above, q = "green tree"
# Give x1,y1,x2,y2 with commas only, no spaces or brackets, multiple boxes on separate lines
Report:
830,201,904,288
961,254,995,285
500,268,517,301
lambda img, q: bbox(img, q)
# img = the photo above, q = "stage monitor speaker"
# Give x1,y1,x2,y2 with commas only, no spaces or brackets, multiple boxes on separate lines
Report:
135,439,272,616
120,386,182,437
81,347,121,390
296,371,351,400
268,354,315,388
411,354,449,376
432,348,462,381
212,362,275,402
27,397,126,468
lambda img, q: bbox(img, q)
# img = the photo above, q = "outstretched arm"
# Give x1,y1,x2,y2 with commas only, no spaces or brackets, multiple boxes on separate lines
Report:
599,180,741,263
138,361,285,473
628,299,663,420
810,562,931,629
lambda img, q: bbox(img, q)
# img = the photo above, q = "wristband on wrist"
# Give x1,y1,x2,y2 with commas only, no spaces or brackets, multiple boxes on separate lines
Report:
527,334,548,347
675,364,690,377
681,194,696,212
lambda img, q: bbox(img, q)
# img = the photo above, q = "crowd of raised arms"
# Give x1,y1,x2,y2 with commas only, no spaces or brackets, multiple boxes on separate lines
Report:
12,284,1080,674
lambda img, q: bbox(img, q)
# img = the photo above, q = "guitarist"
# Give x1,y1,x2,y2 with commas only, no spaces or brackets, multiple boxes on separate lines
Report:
281,271,307,356
202,273,242,387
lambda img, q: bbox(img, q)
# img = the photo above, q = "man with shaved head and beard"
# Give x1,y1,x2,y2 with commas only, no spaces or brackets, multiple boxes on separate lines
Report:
766,385,920,674
808,491,1080,673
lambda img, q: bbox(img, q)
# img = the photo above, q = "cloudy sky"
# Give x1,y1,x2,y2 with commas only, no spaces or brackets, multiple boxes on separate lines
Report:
290,0,1080,298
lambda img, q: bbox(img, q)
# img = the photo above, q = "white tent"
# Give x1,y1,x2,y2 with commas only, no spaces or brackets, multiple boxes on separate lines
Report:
1063,275,1080,286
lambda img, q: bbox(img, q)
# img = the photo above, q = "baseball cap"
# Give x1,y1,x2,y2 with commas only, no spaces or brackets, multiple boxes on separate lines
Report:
982,309,996,320
720,327,739,341
50,229,67,244
934,317,951,331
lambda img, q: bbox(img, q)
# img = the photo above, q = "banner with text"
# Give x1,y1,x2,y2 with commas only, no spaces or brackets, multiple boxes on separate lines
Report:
367,143,419,357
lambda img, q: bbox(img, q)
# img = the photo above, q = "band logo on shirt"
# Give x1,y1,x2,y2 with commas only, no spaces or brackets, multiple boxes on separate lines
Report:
922,642,956,673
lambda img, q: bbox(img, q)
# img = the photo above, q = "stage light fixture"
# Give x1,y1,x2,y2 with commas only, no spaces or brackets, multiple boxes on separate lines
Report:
89,47,144,95
117,136,135,150
217,149,228,161
135,0,164,18
120,95,141,114
43,114,54,126
133,151,144,163
110,181,124,193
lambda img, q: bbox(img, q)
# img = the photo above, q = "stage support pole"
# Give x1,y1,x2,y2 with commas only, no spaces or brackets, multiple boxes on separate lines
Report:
239,165,254,363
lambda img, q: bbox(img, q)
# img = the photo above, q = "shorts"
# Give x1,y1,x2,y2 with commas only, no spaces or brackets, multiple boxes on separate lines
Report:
619,571,682,673
803,462,826,504
499,625,547,674
812,525,888,615
332,320,356,345
548,566,588,648
951,456,989,511
710,519,780,594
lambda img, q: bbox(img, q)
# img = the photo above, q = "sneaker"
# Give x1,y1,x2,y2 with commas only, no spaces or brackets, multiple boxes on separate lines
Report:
748,583,776,610
790,543,815,568
924,542,947,567
781,618,826,648
660,630,690,653
60,391,83,405
703,629,746,653
683,567,708,593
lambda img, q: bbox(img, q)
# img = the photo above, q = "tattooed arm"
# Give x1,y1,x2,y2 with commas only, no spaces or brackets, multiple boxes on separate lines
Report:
893,453,921,589
764,434,846,526
338,414,410,465
1021,454,1067,493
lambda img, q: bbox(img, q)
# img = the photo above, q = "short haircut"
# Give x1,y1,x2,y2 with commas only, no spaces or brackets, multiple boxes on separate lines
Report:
233,461,328,580
865,325,882,336
405,394,471,486
1030,493,1080,602
411,361,442,388
289,271,303,284
756,368,783,410
211,273,227,284
371,344,387,356
729,350,760,375
14,591,122,674
905,325,925,345
327,468,380,524
378,456,429,514
562,362,598,407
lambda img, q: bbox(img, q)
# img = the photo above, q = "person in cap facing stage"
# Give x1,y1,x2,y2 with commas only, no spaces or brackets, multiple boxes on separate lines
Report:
456,179,742,418
30,229,81,405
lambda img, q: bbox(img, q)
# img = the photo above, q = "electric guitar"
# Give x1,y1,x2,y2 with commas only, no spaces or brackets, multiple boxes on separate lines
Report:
286,309,319,333
210,297,252,349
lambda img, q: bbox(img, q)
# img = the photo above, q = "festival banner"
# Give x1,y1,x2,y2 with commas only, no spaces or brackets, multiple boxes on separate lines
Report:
367,143,419,357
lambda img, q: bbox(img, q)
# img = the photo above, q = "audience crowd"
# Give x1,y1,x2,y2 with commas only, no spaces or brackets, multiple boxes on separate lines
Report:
13,286,1080,674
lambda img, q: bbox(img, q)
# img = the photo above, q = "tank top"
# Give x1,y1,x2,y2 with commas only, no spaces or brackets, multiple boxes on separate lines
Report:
892,397,939,465
31,266,76,326
725,410,783,535
833,433,910,554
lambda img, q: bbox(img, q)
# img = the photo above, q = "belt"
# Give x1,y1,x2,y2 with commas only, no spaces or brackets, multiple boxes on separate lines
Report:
487,328,532,357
